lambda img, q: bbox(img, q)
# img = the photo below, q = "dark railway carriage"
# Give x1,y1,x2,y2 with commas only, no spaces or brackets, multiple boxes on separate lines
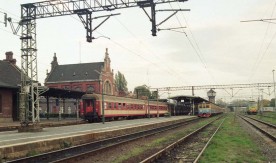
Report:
82,94,168,122
168,95,208,116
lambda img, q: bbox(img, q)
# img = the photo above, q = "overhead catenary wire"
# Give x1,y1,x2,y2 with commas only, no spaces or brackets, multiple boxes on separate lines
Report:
247,0,276,82
169,3,220,85
113,16,189,85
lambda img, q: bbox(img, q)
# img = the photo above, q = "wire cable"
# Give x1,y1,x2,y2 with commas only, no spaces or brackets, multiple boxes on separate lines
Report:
113,16,189,85
248,0,276,82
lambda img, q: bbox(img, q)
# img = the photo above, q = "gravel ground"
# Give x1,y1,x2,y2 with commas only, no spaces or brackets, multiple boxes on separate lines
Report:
237,116,276,162
78,120,204,163
77,116,275,163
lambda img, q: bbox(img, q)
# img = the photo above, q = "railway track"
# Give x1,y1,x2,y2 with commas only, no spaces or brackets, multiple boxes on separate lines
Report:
239,115,276,142
6,117,200,163
140,116,225,163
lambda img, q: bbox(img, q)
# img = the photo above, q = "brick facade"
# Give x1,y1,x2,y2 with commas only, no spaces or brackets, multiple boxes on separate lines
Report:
0,89,16,122
0,52,20,122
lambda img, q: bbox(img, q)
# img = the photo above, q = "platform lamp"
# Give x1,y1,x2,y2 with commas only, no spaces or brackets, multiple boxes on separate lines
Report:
95,70,106,124
273,70,276,112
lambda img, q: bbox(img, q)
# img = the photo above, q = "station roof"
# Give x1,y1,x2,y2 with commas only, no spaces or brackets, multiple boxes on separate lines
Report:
40,87,86,99
0,61,21,89
168,95,208,103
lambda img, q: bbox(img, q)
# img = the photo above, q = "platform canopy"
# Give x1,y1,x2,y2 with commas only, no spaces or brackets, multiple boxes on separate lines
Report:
168,95,208,104
39,87,86,99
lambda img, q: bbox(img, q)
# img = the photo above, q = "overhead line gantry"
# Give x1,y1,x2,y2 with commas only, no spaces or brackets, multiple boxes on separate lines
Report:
13,0,190,129
151,82,274,97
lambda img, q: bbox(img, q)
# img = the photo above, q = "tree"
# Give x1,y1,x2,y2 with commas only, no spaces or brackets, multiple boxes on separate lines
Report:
134,85,151,99
216,99,227,107
115,71,128,93
230,99,249,107
270,98,275,107
261,99,270,107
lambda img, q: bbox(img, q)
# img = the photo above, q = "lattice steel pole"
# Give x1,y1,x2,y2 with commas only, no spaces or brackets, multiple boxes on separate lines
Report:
20,4,40,127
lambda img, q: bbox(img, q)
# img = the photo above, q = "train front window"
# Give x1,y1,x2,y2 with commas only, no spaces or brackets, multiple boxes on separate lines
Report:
86,101,90,107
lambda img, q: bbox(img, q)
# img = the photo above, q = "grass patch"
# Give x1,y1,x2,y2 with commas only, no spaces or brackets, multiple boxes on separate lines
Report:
26,150,39,157
199,113,267,163
254,112,276,125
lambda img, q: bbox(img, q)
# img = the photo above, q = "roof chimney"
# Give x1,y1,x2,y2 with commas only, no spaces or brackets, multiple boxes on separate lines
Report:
4,51,16,65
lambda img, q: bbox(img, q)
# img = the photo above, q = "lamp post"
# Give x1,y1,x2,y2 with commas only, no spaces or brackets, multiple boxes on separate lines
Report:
95,70,105,124
273,70,276,112
101,78,105,124
157,89,159,118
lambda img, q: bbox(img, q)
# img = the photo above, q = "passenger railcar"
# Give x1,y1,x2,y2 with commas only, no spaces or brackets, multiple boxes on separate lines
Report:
198,102,224,117
247,101,258,115
81,93,168,122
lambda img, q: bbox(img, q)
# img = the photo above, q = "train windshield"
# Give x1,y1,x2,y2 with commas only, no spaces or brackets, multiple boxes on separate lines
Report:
199,108,210,113
248,101,257,108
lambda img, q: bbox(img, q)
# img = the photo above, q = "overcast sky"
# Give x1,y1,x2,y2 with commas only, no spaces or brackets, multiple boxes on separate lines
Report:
1,0,276,102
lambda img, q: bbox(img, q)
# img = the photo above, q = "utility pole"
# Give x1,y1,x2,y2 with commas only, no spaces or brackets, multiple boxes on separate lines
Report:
273,70,276,112
157,89,159,118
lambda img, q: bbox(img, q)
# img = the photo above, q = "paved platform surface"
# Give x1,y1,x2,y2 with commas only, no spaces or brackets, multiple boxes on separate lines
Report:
0,118,84,132
0,116,194,148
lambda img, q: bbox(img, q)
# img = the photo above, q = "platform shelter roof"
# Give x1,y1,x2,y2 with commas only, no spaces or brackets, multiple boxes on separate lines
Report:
40,87,86,99
168,95,208,104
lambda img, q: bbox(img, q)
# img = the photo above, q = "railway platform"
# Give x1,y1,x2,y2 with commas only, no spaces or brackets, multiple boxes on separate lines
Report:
0,118,85,132
0,116,196,160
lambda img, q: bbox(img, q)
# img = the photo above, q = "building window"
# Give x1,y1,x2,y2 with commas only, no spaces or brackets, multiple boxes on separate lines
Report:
86,85,94,93
104,81,112,95
0,94,2,113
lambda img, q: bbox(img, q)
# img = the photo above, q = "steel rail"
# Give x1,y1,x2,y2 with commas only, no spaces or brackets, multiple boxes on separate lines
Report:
193,118,225,163
6,117,199,163
239,115,276,142
244,115,276,129
140,116,224,163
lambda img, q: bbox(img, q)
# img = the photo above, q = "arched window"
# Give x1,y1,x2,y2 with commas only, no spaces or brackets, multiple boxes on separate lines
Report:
104,81,112,95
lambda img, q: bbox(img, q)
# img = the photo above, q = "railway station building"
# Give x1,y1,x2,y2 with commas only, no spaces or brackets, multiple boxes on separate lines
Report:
43,48,117,114
0,52,21,122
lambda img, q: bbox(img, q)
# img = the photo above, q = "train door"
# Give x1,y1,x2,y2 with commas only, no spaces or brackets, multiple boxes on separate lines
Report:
83,99,98,122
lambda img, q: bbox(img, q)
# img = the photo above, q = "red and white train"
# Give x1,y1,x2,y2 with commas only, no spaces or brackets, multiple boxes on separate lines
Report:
198,102,225,117
81,94,168,122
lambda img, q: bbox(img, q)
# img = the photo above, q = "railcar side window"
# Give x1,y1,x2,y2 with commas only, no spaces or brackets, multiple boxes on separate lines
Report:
114,103,117,109
108,103,112,109
118,103,122,109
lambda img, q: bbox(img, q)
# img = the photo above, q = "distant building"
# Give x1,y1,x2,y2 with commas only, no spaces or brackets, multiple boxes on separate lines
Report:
0,52,21,122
